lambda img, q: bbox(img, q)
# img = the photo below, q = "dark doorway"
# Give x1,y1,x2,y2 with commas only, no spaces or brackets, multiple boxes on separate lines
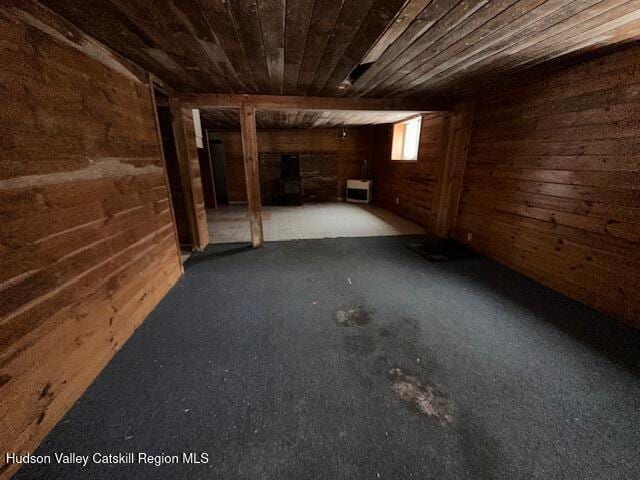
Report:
198,135,217,209
154,90,192,247
208,135,229,206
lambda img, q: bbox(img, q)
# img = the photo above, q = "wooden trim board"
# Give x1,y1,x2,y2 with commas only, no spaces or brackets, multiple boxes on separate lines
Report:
169,99,210,250
433,102,476,238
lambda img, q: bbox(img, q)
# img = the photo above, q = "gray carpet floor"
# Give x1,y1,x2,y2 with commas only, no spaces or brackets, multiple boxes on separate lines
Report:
16,235,640,479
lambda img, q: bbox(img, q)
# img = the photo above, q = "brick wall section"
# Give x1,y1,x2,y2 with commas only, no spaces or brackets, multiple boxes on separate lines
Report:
258,153,282,204
300,153,337,202
259,152,338,203
216,128,371,202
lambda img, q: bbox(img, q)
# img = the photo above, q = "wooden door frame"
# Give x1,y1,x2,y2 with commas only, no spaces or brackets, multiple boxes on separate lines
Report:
204,130,218,209
181,94,452,249
207,132,231,208
433,102,475,238
169,98,210,250
148,78,183,271
148,74,210,252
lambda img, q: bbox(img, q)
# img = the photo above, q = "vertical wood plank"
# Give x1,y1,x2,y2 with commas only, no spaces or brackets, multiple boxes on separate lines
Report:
257,0,286,94
434,102,475,238
239,102,264,248
169,98,210,250
283,0,315,94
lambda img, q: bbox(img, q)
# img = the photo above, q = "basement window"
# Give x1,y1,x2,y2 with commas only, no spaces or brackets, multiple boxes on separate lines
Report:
391,116,421,161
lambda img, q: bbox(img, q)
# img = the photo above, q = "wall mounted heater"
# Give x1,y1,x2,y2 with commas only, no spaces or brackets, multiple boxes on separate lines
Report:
346,179,372,204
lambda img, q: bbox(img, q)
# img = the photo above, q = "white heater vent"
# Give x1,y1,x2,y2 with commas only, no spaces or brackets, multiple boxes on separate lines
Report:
346,179,372,204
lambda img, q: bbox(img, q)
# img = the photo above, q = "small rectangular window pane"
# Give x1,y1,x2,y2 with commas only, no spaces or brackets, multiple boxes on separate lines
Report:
391,116,421,161
391,122,405,160
402,118,420,160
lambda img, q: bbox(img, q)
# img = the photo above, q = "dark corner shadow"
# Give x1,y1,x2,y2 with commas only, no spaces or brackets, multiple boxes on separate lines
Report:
184,243,253,267
407,246,640,376
363,203,426,229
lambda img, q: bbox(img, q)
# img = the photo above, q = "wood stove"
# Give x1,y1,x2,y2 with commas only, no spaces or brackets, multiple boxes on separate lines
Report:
280,154,302,205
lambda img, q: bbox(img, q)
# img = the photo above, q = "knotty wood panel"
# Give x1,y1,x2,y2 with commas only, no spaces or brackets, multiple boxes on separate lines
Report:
455,44,640,325
43,0,640,98
0,4,182,477
214,128,373,203
370,114,449,230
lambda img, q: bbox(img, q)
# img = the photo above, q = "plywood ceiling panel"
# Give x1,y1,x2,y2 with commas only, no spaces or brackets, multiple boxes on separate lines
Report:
42,0,640,100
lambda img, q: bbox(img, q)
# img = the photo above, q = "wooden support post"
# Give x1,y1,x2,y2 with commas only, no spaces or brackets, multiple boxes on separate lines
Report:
433,102,475,238
169,98,210,250
239,102,264,248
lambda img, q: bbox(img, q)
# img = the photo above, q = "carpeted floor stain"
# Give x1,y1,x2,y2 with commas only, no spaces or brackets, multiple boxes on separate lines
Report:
388,368,455,424
334,311,502,478
335,305,372,327
334,307,455,423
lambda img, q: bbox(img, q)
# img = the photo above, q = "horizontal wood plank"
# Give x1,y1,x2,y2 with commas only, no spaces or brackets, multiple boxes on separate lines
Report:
455,44,640,326
0,5,182,478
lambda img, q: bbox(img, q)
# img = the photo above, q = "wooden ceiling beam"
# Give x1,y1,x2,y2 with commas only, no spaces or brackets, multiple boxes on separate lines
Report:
179,93,450,111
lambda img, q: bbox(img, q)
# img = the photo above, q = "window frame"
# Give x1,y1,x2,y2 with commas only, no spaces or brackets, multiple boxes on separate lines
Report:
390,115,422,162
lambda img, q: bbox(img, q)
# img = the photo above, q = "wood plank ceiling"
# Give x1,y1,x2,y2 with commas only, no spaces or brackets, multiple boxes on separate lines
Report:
199,109,428,130
43,0,640,125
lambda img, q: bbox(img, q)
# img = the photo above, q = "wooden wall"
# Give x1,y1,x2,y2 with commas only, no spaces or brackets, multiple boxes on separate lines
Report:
370,114,449,230
0,3,182,476
214,128,372,203
455,45,640,325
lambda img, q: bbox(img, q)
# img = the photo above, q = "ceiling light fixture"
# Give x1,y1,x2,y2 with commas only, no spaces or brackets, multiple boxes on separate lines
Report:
340,123,347,140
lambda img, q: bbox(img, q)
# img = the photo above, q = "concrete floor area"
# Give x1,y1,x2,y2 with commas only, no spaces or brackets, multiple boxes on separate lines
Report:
208,202,425,244
17,236,640,479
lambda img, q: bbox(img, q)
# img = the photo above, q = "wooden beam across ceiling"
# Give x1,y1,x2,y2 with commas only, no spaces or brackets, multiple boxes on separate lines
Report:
179,93,449,111
199,109,433,130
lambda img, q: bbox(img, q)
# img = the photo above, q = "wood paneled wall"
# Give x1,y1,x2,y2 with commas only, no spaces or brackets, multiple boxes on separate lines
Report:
0,3,182,476
214,128,372,203
370,114,449,230
455,44,640,325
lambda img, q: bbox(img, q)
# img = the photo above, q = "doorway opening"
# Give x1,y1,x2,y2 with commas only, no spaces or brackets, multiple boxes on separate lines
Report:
207,133,229,206
153,89,192,250
199,108,430,244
